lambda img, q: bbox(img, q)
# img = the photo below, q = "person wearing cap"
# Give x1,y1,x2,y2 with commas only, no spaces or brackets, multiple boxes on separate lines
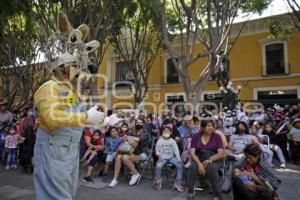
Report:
162,118,182,152
153,125,184,192
290,118,300,164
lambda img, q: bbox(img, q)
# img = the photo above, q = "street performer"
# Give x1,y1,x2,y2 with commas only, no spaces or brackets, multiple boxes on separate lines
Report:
33,11,107,200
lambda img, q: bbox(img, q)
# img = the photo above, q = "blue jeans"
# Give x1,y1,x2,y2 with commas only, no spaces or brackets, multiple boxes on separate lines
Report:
155,157,183,181
6,148,17,166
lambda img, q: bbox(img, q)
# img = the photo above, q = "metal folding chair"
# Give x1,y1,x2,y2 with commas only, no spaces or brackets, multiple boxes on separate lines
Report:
136,136,156,184
262,135,270,149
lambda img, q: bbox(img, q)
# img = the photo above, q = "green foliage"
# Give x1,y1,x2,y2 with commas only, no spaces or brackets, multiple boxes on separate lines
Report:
265,18,295,38
241,0,273,14
0,1,39,67
110,0,162,104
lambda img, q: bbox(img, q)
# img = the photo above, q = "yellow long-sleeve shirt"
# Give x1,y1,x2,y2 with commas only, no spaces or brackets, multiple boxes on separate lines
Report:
34,79,87,133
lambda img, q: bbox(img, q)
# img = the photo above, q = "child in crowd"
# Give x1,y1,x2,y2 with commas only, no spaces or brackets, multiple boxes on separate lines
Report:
5,125,24,170
290,118,300,164
234,168,255,185
102,127,122,182
119,123,132,138
154,126,184,192
81,130,104,165
262,123,286,168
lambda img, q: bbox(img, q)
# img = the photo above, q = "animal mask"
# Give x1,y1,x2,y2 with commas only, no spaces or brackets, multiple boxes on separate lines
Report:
46,11,100,84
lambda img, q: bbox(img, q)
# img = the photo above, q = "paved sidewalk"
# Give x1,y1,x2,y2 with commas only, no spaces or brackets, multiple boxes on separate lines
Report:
0,163,299,200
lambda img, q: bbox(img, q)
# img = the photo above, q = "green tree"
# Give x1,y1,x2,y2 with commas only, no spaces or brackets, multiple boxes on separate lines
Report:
0,0,48,110
150,0,273,107
111,0,161,107
286,0,300,30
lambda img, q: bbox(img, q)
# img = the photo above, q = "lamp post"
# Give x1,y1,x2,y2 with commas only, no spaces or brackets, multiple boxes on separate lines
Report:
219,82,239,110
237,85,242,102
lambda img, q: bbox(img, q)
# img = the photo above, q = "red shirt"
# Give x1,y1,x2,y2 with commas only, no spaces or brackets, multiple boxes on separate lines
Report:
84,130,93,146
84,129,104,146
92,135,104,146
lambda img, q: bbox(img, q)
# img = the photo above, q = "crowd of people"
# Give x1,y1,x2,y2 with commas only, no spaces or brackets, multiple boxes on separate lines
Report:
79,103,300,200
0,99,36,173
1,97,300,200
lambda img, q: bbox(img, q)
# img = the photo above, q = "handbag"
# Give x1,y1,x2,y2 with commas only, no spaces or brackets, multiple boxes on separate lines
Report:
118,141,135,154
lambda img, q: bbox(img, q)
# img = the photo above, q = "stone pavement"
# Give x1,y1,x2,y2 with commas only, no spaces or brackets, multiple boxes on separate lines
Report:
0,162,299,200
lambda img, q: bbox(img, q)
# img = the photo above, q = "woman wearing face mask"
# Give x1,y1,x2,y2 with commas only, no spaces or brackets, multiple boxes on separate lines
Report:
187,120,224,200
154,126,184,192
227,121,258,160
109,119,152,187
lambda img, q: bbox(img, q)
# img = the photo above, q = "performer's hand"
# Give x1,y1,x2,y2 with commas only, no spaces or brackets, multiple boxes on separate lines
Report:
104,113,123,127
86,105,104,125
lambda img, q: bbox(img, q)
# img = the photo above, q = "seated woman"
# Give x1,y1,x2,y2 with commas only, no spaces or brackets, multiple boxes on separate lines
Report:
233,143,281,200
109,118,152,187
227,121,257,160
187,120,224,200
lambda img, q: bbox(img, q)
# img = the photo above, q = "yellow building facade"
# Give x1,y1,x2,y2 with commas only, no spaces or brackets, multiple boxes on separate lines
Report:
97,13,300,113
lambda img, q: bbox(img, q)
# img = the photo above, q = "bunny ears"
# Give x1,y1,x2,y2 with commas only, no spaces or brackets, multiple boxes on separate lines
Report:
48,11,100,74
57,11,100,52
57,11,89,43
